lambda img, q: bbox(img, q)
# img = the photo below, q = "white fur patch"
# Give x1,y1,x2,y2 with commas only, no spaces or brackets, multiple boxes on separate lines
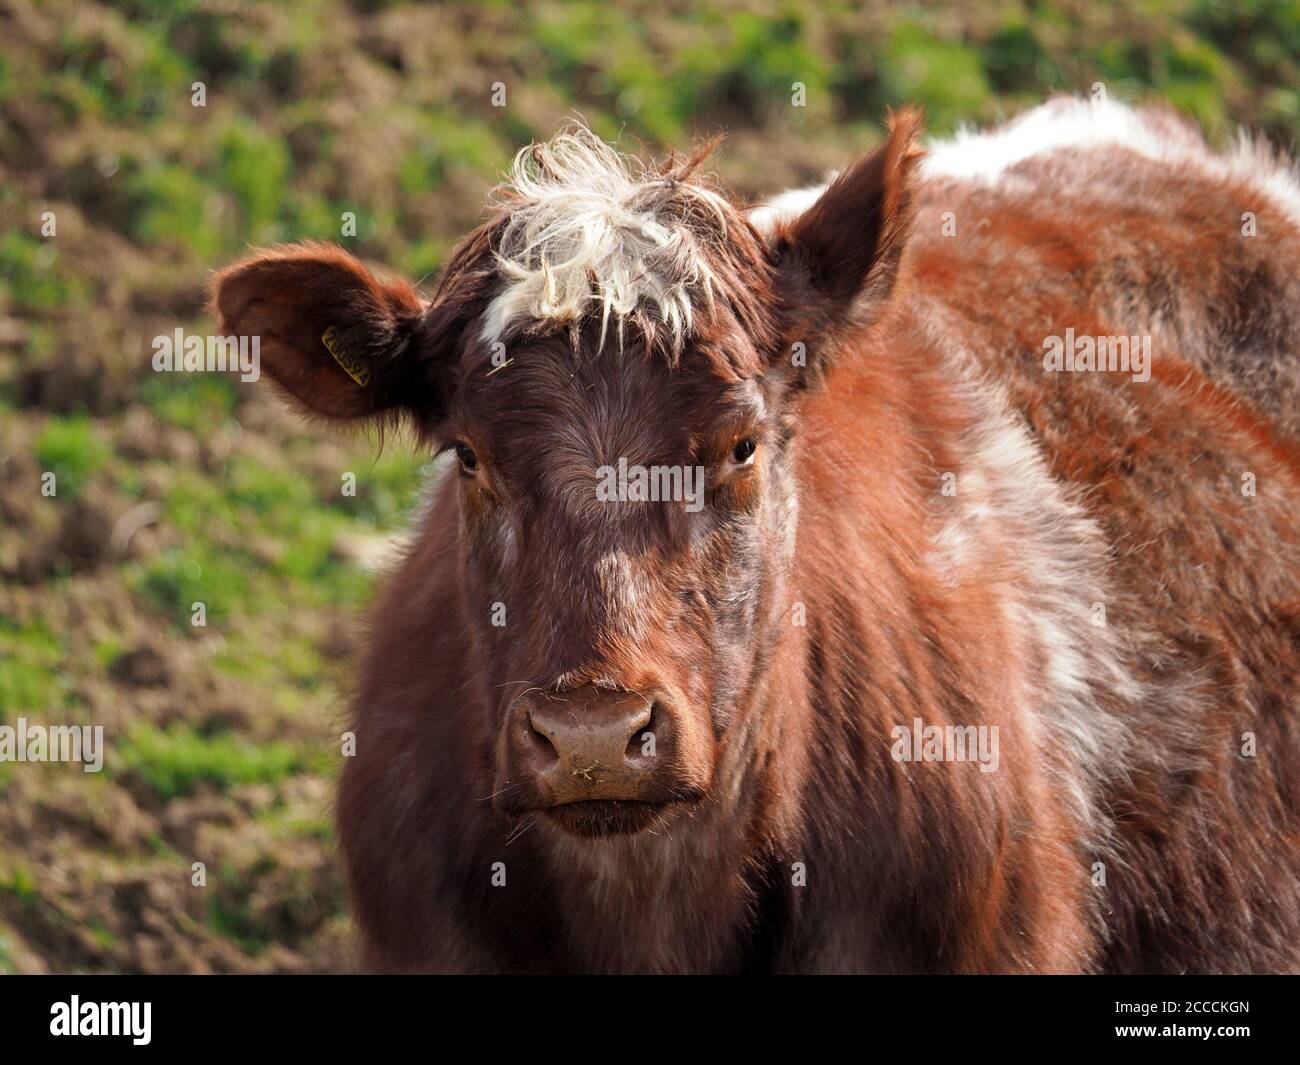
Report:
481,124,733,350
923,96,1300,228
750,97,1300,232
924,345,1137,850
746,183,827,233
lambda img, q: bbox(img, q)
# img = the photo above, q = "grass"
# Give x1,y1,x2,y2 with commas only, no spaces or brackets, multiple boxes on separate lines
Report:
126,163,230,261
135,446,411,631
114,722,303,801
883,24,991,134
34,416,110,500
45,1,1300,285
207,887,269,955
0,619,68,720
0,231,86,314
136,547,256,629
0,863,39,904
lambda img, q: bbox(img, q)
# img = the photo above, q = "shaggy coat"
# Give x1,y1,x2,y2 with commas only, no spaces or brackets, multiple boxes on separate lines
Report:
213,97,1300,973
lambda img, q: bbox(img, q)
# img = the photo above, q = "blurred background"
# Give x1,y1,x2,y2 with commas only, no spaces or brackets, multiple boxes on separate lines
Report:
0,0,1297,973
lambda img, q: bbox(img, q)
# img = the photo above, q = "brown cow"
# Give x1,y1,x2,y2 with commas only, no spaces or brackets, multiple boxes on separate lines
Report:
213,97,1300,973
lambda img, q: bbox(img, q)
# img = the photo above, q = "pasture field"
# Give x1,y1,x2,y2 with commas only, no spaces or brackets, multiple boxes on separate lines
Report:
1,0,1296,972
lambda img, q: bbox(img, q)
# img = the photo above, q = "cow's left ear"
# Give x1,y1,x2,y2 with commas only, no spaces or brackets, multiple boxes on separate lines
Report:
211,240,443,425
769,108,923,376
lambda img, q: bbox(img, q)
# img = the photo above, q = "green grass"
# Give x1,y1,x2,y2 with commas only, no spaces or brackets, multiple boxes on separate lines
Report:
137,449,407,629
329,447,430,527
0,864,39,902
136,547,255,628
10,1,1297,306
0,618,68,720
34,416,110,500
93,638,127,678
125,162,229,260
0,231,86,314
207,886,269,955
113,722,303,800
138,371,239,434
218,118,291,241
882,24,992,134
396,112,503,195
136,434,417,611
254,801,333,843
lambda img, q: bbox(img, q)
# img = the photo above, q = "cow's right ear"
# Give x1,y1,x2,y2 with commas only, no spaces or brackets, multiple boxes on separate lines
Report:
210,241,444,425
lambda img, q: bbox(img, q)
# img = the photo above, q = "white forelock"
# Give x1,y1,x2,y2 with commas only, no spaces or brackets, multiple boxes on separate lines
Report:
481,124,733,350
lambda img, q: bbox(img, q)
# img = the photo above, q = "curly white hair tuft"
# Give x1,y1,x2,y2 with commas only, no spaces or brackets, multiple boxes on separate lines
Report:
480,124,732,352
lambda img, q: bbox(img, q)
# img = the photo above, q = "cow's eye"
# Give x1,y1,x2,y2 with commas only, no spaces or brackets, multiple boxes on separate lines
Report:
731,438,757,465
454,442,479,473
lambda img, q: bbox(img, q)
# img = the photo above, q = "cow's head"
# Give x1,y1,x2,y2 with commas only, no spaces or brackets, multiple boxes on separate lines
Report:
212,115,921,838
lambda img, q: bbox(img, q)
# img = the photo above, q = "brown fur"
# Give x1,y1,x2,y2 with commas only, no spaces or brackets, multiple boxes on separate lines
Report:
212,103,1300,973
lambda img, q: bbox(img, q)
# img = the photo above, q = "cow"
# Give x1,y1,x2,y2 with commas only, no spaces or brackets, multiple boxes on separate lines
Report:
212,96,1300,973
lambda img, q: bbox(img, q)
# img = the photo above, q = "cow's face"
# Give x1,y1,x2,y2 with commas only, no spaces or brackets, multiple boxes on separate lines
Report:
212,114,920,838
444,319,799,835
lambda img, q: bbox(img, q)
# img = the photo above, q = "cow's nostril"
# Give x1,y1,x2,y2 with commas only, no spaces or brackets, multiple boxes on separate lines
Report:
627,728,651,760
626,702,660,762
525,713,560,765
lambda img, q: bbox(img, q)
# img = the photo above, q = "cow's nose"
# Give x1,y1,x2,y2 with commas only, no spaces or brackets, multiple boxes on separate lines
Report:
522,687,659,804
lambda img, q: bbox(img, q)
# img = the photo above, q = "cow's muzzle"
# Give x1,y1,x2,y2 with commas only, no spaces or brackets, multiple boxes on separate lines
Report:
495,684,709,834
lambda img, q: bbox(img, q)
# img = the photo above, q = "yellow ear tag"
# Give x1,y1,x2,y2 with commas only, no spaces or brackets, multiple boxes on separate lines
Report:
322,326,371,387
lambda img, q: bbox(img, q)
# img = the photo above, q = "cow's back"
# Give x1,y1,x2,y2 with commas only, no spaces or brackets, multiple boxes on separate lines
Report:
904,98,1300,971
